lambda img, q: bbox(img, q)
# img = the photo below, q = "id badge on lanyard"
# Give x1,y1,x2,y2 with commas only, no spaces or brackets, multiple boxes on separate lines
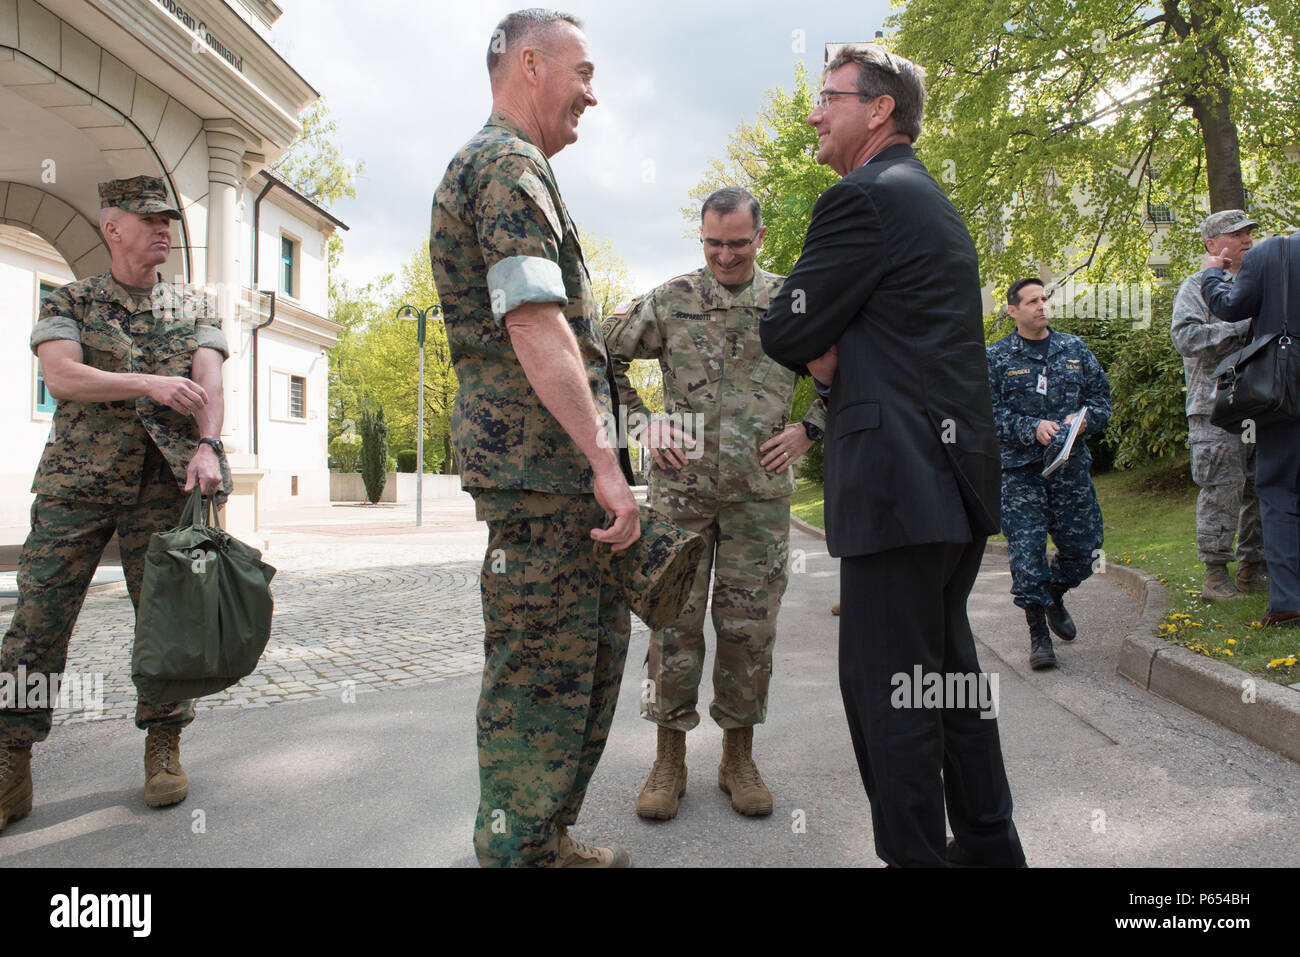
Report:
1036,374,1048,396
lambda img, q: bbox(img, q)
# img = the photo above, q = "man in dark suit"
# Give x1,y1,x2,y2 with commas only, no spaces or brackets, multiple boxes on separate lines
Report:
1202,231,1300,627
760,44,1025,867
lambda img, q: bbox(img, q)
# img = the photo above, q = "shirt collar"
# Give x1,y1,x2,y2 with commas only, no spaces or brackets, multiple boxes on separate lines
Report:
699,266,772,312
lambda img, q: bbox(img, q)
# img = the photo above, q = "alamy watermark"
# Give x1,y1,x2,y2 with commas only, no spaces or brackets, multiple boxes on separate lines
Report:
890,665,1000,719
1050,280,1153,330
598,408,705,459
0,666,104,720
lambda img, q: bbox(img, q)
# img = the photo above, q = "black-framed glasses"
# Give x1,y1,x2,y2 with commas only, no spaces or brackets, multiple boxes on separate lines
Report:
817,89,868,108
701,233,760,251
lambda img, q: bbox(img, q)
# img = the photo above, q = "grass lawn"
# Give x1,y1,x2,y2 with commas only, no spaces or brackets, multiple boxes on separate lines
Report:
790,464,1300,686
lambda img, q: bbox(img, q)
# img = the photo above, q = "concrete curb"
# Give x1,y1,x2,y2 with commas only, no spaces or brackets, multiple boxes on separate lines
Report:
789,514,826,541
789,517,1299,765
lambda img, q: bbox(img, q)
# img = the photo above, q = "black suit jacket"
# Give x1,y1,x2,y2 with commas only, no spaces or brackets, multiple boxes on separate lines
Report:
1202,231,1300,339
761,143,1000,558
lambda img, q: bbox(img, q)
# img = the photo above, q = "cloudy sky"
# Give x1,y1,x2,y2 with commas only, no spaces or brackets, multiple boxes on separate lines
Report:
270,0,893,297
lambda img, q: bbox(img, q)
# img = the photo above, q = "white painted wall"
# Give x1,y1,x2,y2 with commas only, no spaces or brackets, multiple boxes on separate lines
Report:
254,326,330,509
242,186,330,317
0,230,74,529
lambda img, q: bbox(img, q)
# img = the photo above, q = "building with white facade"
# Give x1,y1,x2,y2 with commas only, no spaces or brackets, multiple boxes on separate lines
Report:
0,0,344,542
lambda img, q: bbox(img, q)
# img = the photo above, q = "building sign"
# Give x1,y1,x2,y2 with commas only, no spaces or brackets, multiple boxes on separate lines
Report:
153,0,244,73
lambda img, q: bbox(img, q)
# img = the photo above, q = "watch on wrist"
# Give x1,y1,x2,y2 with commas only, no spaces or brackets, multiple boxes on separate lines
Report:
199,437,225,455
803,421,824,443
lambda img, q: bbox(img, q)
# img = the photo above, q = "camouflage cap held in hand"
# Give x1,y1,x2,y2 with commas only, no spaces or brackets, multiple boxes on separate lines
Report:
98,175,181,220
597,505,706,630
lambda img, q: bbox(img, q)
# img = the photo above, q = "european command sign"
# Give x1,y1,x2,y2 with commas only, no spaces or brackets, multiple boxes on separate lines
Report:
153,0,245,73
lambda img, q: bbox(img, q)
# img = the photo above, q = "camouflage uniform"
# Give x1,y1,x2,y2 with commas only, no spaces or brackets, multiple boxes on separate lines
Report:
605,267,825,731
429,112,629,868
1171,271,1263,566
1,264,230,747
986,329,1111,609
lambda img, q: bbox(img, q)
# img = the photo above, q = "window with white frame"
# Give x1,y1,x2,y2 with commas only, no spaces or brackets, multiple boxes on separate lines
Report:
280,234,299,299
270,369,308,422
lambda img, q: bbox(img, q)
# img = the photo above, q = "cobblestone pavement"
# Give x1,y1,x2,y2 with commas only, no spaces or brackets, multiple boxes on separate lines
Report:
25,498,650,727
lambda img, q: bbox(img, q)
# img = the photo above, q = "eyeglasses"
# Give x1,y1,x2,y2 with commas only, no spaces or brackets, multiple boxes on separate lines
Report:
701,234,760,251
817,89,868,109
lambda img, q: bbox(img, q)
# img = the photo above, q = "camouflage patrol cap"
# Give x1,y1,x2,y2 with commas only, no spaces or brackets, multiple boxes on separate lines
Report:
98,175,181,220
597,505,705,629
1201,209,1256,240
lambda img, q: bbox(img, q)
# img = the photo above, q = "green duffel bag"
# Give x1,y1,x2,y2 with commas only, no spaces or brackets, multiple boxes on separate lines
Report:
132,488,276,703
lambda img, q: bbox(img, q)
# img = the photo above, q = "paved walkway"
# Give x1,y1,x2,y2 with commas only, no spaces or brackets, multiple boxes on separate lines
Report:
2,493,1297,867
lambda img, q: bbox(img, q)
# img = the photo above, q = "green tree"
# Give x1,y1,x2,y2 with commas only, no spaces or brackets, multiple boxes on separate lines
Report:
581,226,635,318
890,1,1300,292
359,402,389,504
271,97,365,285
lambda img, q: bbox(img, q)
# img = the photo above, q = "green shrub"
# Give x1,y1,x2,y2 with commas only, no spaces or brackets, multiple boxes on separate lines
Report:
424,442,446,474
799,438,824,484
360,404,390,503
396,449,418,473
329,432,362,472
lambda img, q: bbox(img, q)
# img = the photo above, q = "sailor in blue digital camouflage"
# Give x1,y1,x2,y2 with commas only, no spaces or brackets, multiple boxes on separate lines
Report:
428,10,639,868
1171,210,1266,601
987,278,1111,671
605,187,825,820
1,175,232,833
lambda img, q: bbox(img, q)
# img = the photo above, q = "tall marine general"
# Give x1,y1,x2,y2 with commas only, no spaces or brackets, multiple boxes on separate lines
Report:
429,9,640,868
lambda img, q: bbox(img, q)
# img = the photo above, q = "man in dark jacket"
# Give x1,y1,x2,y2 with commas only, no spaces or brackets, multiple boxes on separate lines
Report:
1202,231,1300,627
761,44,1025,868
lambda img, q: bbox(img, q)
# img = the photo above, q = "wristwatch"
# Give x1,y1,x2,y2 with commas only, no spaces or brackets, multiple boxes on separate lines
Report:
199,437,225,455
803,421,824,442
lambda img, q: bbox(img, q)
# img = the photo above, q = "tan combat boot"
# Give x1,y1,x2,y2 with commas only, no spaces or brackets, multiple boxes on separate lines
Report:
831,604,841,616
1236,561,1269,593
554,826,632,868
0,744,33,832
636,726,687,820
144,727,188,808
718,726,773,817
1201,563,1241,601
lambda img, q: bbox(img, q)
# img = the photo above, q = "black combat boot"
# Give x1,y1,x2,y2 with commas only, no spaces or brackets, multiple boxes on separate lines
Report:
1046,583,1077,642
1026,605,1056,670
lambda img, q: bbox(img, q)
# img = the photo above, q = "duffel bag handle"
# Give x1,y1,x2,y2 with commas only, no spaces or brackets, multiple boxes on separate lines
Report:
178,487,218,530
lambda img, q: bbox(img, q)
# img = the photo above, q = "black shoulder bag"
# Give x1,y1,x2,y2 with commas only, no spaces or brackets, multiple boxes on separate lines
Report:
1209,240,1300,430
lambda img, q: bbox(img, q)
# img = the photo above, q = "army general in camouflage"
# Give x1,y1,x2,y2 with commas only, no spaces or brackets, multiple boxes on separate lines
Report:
428,9,639,869
1,175,231,833
1171,210,1267,601
606,187,826,821
987,278,1111,671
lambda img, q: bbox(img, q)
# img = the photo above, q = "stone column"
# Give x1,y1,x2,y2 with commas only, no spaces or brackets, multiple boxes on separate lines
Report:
204,122,262,540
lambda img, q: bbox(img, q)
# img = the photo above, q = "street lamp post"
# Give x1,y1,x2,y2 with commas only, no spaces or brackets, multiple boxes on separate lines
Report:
396,303,442,527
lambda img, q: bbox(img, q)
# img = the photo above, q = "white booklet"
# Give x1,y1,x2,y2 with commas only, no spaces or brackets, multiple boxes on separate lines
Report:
1042,407,1088,477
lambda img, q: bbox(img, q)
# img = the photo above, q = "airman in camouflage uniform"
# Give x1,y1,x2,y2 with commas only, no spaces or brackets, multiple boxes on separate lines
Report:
428,10,639,868
987,278,1110,670
1171,210,1266,601
606,187,825,819
1,175,231,832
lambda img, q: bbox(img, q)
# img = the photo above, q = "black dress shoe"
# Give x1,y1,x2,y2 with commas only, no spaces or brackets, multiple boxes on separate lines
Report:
946,838,985,867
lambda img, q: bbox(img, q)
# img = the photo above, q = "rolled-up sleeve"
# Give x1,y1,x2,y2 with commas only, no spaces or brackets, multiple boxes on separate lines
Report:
474,157,568,327
486,256,566,321
31,315,81,353
30,285,80,354
195,319,229,358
